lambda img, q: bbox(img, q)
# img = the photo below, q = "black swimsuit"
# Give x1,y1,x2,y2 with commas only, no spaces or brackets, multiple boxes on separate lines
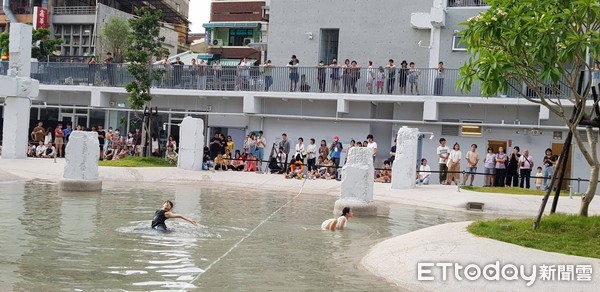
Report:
151,210,168,231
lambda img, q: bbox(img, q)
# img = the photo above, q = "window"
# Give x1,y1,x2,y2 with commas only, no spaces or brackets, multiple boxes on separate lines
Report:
228,29,253,46
461,120,483,137
452,35,467,51
441,119,460,136
320,29,339,64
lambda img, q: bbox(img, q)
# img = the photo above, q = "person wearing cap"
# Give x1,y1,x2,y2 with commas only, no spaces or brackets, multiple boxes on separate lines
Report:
505,146,521,187
329,136,343,173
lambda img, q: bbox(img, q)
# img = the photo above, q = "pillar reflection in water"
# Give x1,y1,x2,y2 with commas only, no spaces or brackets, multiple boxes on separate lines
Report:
0,182,32,289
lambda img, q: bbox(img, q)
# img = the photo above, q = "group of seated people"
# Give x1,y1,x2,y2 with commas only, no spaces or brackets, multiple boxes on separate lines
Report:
27,141,57,158
203,148,259,172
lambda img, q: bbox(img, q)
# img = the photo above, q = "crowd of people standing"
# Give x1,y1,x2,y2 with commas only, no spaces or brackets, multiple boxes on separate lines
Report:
429,137,558,190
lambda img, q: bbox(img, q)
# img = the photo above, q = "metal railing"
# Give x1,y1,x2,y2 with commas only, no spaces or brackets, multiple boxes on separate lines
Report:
447,0,489,7
53,6,96,15
0,61,571,98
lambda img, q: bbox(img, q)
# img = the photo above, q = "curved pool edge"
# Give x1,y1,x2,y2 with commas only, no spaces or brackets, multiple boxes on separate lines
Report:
361,221,600,292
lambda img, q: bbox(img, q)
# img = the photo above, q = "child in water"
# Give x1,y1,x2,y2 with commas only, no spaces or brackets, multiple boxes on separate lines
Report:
321,207,353,231
151,200,198,231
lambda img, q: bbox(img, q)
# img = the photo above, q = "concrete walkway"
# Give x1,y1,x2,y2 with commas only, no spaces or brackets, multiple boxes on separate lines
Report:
0,158,598,217
362,221,600,291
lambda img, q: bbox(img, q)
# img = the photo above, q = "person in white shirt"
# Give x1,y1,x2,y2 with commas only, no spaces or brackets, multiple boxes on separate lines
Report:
437,138,450,184
416,158,431,185
445,142,462,185
518,149,534,189
294,137,306,162
462,144,480,186
366,134,378,163
41,143,56,158
306,138,318,177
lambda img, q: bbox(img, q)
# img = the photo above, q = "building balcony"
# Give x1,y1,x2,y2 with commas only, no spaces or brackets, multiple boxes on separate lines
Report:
0,62,572,100
53,6,96,15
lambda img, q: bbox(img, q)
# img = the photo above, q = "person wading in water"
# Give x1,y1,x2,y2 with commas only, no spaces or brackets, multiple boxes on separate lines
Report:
151,200,198,231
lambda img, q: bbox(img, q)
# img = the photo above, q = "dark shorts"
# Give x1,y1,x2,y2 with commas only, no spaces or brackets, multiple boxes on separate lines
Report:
466,167,477,175
289,73,299,82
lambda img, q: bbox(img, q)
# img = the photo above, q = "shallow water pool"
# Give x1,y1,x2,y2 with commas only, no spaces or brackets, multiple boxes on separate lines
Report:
0,181,489,291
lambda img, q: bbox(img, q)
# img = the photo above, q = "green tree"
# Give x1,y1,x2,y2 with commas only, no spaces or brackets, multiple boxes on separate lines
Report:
32,28,63,61
457,0,600,217
0,28,62,61
100,17,130,62
124,7,169,156
124,7,168,109
0,32,8,56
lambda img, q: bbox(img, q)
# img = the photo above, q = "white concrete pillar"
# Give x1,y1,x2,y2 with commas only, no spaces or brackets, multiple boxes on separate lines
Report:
391,126,419,189
178,117,205,171
2,97,31,158
1,23,38,159
340,147,374,202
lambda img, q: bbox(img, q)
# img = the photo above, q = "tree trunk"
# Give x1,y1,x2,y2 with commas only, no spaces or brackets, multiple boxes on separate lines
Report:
579,165,599,216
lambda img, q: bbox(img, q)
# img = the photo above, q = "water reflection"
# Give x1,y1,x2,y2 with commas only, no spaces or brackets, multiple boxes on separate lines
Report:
0,181,492,290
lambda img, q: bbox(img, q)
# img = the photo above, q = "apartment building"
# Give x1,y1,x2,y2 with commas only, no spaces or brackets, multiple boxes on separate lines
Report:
0,0,191,59
202,0,269,64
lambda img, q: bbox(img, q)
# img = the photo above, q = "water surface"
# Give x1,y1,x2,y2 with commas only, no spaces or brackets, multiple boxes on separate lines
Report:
0,181,489,291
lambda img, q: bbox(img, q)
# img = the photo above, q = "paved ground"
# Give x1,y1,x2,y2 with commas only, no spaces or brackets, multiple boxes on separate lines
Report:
2,158,600,290
362,221,600,291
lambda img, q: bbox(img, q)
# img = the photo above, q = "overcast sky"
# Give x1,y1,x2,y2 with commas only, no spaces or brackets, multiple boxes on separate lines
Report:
189,0,211,33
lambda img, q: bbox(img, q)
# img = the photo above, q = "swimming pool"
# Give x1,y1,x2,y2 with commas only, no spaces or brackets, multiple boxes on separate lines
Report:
0,181,490,290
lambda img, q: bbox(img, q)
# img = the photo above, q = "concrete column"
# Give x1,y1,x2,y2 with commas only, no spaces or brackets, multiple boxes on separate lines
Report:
2,97,31,158
1,23,38,159
391,127,419,189
178,117,205,171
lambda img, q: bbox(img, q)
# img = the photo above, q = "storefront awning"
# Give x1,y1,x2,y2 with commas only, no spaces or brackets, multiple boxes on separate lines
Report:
202,22,260,29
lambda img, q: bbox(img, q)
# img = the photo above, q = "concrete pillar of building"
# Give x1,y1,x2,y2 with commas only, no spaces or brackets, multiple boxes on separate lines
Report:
178,116,205,171
1,23,38,159
391,126,419,190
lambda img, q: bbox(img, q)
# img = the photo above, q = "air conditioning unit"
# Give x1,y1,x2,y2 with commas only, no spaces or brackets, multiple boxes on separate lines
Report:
243,38,253,45
212,39,224,46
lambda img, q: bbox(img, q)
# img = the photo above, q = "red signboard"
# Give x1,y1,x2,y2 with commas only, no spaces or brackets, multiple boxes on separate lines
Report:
33,7,48,29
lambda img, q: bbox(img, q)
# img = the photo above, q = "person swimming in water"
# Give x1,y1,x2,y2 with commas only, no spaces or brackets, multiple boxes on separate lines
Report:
321,207,353,231
151,200,198,231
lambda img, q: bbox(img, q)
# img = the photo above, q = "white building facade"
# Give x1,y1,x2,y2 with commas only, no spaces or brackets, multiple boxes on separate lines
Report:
0,0,597,193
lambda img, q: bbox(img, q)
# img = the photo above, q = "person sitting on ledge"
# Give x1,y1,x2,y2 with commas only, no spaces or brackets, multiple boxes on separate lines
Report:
244,153,257,172
285,158,304,179
321,207,353,231
214,152,227,171
229,150,245,171
41,143,56,158
35,141,45,158
166,145,178,165
151,200,198,231
374,160,392,183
